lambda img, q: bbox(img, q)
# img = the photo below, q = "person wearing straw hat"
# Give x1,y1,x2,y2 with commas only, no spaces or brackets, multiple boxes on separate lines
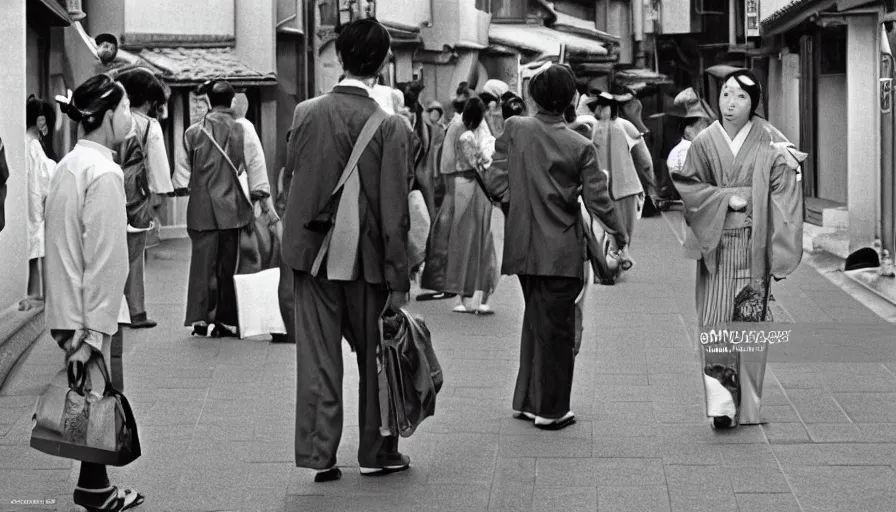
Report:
666,87,713,180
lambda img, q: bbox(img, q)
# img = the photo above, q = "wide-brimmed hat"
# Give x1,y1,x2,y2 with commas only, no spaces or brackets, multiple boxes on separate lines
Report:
668,88,712,119
425,100,444,114
582,91,623,112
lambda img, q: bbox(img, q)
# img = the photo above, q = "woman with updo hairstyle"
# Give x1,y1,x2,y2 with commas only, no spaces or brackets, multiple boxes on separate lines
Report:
21,95,58,310
480,63,628,430
44,74,145,510
672,68,805,430
435,95,501,315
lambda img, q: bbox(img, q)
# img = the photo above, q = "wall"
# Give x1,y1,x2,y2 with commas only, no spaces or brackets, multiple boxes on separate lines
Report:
607,0,633,64
26,26,40,97
847,14,881,250
660,0,693,34
123,0,235,37
423,0,489,50
83,0,124,37
0,0,29,309
235,0,276,74
816,74,848,204
377,0,432,29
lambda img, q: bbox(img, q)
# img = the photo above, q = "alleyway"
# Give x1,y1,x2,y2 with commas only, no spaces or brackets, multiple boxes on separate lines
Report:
3,212,896,512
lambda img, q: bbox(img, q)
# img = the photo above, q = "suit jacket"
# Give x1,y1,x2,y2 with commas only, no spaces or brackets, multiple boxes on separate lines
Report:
178,108,254,231
281,85,411,292
487,112,627,279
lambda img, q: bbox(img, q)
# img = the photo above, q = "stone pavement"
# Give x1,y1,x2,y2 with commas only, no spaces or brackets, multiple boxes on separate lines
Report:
3,212,896,511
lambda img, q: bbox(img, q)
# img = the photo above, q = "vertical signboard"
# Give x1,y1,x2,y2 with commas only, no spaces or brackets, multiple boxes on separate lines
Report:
745,0,760,38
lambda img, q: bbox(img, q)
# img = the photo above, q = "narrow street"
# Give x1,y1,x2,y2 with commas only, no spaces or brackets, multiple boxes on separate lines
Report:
3,210,896,512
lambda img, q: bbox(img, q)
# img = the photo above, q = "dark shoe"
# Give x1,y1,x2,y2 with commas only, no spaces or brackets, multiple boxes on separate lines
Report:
712,416,735,429
534,412,576,431
416,292,457,302
513,411,535,422
73,485,145,511
314,467,342,483
360,453,410,476
129,313,157,329
211,325,238,338
271,333,295,344
191,324,208,336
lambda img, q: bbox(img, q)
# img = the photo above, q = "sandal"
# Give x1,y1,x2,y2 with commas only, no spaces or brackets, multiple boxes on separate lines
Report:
416,292,457,302
74,486,145,511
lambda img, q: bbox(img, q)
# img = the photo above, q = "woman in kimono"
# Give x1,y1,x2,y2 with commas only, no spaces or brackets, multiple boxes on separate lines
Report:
589,92,642,267
484,64,628,430
46,74,144,510
672,70,803,429
442,96,500,314
20,96,58,311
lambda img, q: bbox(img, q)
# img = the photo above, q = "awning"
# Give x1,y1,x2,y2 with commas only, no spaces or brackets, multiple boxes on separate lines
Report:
380,21,423,47
136,47,277,87
760,0,837,36
489,23,608,57
29,0,72,27
614,67,673,91
550,11,621,45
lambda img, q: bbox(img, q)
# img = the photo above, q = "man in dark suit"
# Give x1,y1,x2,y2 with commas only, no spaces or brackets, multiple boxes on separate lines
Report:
281,18,411,482
173,80,255,338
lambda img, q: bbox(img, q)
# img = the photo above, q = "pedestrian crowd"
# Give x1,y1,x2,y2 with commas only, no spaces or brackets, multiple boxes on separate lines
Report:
6,17,807,511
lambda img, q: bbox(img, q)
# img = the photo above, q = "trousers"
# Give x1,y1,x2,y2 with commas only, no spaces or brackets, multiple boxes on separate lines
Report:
184,228,240,327
292,270,397,469
124,231,147,318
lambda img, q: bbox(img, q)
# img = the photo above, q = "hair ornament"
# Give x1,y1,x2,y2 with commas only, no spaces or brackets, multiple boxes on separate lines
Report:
55,89,84,121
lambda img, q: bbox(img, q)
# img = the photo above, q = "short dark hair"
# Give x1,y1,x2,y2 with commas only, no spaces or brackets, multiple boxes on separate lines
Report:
57,74,127,133
116,68,166,109
95,33,118,47
462,96,485,131
26,95,55,129
529,64,577,115
207,80,235,108
335,19,391,78
501,92,525,120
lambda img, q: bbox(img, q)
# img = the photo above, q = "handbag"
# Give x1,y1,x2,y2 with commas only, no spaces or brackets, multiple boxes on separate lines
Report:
580,201,622,285
31,351,141,467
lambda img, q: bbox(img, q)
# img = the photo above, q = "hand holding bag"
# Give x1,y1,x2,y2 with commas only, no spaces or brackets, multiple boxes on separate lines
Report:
31,350,141,467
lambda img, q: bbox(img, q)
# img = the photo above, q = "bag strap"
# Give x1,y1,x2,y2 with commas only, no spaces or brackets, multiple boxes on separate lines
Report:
310,109,388,277
326,109,389,199
200,124,241,177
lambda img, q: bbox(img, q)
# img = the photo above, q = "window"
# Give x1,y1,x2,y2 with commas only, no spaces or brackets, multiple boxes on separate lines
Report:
554,1,595,21
318,0,338,27
819,26,847,75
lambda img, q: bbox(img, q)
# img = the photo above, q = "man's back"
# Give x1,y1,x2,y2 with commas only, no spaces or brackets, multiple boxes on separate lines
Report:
182,108,253,231
282,85,411,293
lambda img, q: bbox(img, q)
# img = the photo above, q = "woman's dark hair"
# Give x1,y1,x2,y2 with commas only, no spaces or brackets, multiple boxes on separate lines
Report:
479,91,497,107
592,93,618,119
563,104,577,124
56,74,126,133
452,82,473,116
462,96,485,131
529,64,577,115
721,69,762,117
26,95,55,129
95,33,118,48
335,19,391,78
501,92,525,120
116,68,165,109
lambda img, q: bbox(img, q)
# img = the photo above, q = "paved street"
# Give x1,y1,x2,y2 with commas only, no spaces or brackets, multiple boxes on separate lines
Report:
3,210,896,511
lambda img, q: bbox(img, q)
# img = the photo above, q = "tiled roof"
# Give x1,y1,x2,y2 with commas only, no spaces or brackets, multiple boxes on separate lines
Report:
550,11,621,44
489,23,608,57
760,0,836,34
136,47,277,86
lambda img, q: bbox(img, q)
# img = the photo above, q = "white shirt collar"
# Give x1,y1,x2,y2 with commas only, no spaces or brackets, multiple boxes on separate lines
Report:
77,139,116,162
338,78,373,94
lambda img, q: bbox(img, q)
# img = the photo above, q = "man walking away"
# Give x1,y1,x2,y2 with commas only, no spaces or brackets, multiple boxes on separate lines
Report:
281,18,412,482
173,80,254,338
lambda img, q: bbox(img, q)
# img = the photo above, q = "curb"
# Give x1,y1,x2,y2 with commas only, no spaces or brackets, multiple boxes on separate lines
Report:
0,303,46,391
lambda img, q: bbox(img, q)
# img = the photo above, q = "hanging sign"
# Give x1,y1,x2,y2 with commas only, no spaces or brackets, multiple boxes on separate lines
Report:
745,0,760,38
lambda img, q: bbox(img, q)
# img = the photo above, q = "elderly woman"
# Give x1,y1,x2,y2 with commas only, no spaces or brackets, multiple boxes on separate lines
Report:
484,64,627,430
672,69,804,429
46,74,144,510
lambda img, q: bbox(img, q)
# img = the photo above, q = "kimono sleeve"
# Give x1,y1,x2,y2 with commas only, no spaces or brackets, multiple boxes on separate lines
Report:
81,171,129,337
173,127,194,190
482,118,512,203
672,137,733,262
237,119,271,199
580,143,628,247
768,157,804,279
145,120,174,194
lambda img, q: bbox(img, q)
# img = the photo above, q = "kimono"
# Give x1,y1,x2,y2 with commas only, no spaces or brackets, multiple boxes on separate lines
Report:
441,122,500,304
673,120,803,426
25,131,56,260
592,118,644,241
